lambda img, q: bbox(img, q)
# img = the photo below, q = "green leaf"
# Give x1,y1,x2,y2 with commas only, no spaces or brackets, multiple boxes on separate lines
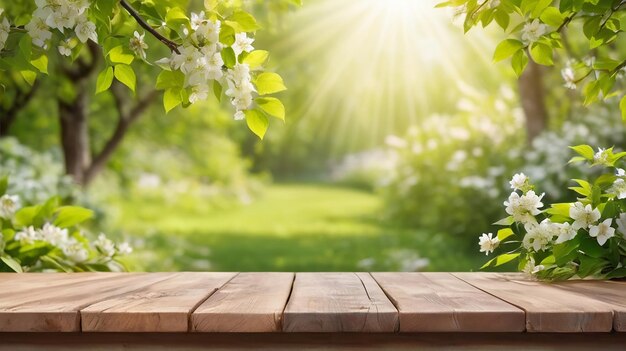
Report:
496,228,514,241
254,72,287,95
13,205,41,228
1,255,22,273
53,206,94,228
213,80,222,102
529,42,553,66
155,70,184,90
30,55,48,74
95,66,114,94
113,64,136,92
481,253,520,269
606,267,626,279
245,109,269,140
577,255,608,278
20,70,37,86
108,45,134,65
569,144,595,160
165,7,189,28
219,23,236,46
255,97,285,120
164,88,183,113
221,47,236,69
546,203,571,217
493,216,514,226
493,39,523,62
493,9,509,30
511,49,528,77
539,7,564,26
225,11,260,32
242,50,269,69
0,176,7,196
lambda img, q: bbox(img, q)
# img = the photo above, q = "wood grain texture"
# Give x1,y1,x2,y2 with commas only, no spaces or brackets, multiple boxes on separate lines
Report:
192,272,294,332
372,273,525,332
549,280,626,332
282,272,398,332
455,273,615,332
0,273,172,332
81,272,235,332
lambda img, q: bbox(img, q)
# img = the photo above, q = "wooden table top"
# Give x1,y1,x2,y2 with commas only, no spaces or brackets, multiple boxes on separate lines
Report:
1,272,625,333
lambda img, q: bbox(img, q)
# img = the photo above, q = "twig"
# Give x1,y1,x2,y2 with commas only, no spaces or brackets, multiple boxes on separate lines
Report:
119,0,180,54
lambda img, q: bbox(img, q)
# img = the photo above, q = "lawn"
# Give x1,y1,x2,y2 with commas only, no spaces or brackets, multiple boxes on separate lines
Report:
111,184,483,272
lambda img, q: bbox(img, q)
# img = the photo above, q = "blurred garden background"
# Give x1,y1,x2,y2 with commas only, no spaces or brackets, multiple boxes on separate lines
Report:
2,0,625,272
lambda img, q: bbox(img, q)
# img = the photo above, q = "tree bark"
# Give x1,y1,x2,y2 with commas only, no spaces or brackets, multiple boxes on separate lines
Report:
518,59,548,143
58,84,91,184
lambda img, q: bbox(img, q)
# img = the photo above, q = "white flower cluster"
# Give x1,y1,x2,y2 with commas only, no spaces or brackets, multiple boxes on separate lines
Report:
159,11,256,119
0,194,20,219
503,188,544,227
0,9,9,52
26,0,98,51
521,19,547,44
14,224,131,263
478,233,499,255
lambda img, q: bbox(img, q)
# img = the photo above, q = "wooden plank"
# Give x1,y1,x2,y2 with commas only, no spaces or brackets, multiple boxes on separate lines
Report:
0,273,173,332
455,273,615,332
282,272,398,332
192,272,294,332
549,280,626,332
81,272,236,332
372,272,525,332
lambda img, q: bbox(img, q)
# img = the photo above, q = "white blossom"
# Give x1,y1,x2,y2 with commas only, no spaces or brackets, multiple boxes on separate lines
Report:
504,190,544,225
58,39,72,56
14,226,41,244
234,110,245,121
509,173,528,191
94,233,115,258
610,178,626,199
522,222,553,252
74,18,97,43
190,11,206,30
521,19,547,44
129,31,148,60
617,168,626,177
522,257,544,277
593,147,610,165
478,232,500,255
0,194,20,219
589,218,615,246
561,66,576,90
25,17,52,49
62,239,89,263
569,202,600,230
188,83,209,103
39,223,69,246
231,32,254,56
171,45,202,74
554,222,578,244
117,242,133,255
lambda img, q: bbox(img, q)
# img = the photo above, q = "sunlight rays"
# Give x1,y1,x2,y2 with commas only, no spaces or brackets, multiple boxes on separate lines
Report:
271,0,506,154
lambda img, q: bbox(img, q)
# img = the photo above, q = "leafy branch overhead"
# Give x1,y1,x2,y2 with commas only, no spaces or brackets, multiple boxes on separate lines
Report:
439,0,626,121
0,0,289,139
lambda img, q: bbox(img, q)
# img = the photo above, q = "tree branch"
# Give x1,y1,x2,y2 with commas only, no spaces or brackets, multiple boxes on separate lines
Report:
119,0,180,54
82,82,159,185
0,80,40,136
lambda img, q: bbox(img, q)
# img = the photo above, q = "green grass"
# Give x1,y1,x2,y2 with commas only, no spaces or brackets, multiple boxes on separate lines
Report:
111,184,483,272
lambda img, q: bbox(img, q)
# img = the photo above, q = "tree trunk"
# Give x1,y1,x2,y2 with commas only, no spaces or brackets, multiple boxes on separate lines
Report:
59,85,91,185
518,59,548,143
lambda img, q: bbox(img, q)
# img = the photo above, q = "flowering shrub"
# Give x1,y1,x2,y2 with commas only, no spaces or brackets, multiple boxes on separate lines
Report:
0,0,287,139
0,137,75,204
480,146,626,280
0,177,131,272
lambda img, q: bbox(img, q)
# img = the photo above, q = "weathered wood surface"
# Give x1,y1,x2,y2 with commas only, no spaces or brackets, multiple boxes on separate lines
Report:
192,272,294,332
81,272,235,332
1,272,626,334
454,273,616,332
282,273,398,332
0,273,172,332
372,273,525,332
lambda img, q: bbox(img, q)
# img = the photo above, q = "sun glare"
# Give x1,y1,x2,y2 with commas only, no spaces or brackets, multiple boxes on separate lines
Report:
271,0,503,154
